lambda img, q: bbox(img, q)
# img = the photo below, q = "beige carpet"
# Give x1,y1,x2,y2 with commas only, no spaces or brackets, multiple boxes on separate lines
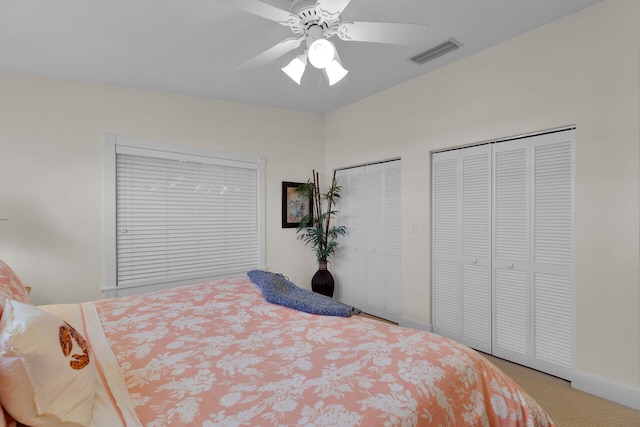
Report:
482,354,640,426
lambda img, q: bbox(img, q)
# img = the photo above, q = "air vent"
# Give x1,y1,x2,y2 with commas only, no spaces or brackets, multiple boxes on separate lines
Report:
410,39,461,65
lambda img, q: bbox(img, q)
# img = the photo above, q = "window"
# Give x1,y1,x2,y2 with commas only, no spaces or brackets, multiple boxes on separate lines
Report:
104,134,265,296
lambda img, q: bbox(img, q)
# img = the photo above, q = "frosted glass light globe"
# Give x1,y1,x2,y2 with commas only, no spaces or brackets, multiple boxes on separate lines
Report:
324,59,349,85
281,55,307,84
308,39,335,69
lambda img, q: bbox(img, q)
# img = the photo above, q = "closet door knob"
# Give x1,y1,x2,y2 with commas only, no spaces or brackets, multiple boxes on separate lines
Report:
507,263,514,269
473,258,478,264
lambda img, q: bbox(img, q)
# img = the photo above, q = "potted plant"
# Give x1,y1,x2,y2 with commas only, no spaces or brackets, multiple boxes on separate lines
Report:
296,170,347,297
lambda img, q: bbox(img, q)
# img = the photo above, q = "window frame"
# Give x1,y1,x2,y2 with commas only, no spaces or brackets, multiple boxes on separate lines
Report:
103,134,266,297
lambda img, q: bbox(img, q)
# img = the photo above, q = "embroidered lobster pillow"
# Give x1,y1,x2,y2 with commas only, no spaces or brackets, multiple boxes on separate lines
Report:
0,300,96,426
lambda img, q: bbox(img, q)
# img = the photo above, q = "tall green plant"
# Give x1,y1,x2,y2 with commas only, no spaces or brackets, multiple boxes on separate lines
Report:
296,170,347,262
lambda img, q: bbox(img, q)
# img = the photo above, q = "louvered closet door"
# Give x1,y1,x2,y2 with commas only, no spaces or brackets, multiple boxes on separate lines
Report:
365,166,385,311
459,145,492,353
433,130,574,379
432,150,460,340
492,139,531,366
491,131,574,377
384,164,402,317
432,147,491,350
335,161,401,322
334,168,366,307
530,130,575,379
364,161,402,321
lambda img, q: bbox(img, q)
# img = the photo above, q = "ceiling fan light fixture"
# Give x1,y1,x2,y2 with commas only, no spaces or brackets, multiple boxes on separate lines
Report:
282,53,307,84
308,38,335,69
324,58,348,86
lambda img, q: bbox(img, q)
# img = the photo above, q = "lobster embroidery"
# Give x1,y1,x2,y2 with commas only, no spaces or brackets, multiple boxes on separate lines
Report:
58,321,90,370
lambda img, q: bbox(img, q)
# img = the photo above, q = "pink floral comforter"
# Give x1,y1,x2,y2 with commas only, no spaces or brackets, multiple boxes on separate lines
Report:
92,277,554,426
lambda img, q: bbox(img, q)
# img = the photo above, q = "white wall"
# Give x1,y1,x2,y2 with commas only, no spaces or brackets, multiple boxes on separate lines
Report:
325,0,640,405
0,71,324,304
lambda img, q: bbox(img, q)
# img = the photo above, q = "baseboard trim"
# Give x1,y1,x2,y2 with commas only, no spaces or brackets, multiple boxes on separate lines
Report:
398,316,432,332
572,370,640,411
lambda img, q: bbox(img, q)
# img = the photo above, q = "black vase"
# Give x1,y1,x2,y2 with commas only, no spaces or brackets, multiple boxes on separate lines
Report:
311,261,334,298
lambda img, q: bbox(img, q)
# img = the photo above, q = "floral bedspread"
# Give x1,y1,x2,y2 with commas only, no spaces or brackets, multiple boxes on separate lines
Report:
93,277,554,426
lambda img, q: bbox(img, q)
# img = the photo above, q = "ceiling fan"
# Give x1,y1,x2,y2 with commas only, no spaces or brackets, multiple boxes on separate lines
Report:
219,0,428,85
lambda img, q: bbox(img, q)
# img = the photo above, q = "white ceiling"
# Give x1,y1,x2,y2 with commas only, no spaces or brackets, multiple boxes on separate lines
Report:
0,0,600,113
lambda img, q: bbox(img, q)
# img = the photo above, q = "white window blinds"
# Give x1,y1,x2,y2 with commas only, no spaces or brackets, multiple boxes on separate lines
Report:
104,135,265,295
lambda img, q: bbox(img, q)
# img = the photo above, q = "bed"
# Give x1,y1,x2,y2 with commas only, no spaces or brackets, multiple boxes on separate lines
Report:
0,260,554,426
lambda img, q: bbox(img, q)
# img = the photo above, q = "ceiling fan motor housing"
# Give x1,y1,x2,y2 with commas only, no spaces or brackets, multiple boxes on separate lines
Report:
289,0,340,38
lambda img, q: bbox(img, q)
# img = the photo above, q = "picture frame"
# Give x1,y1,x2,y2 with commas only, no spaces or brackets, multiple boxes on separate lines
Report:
282,181,312,228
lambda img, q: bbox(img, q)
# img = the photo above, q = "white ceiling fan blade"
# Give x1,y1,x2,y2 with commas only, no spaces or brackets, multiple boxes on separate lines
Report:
315,0,352,20
217,0,300,27
236,37,304,71
337,21,428,45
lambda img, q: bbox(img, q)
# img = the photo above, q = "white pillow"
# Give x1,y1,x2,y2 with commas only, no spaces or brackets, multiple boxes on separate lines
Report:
0,261,33,318
0,300,96,427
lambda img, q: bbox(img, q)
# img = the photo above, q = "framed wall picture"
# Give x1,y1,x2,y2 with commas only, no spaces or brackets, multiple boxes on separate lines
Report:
282,181,312,228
